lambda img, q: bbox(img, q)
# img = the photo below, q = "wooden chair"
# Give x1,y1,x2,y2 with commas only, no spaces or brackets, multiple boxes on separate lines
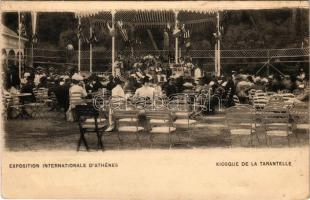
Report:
70,92,86,107
75,105,107,151
253,95,268,110
262,105,291,146
8,95,25,119
169,94,197,146
226,105,258,147
113,109,144,147
233,95,240,105
268,95,284,103
2,93,12,120
110,96,128,110
146,110,176,148
290,103,309,141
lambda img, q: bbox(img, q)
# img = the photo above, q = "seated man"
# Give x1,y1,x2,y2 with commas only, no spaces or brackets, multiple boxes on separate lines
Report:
66,76,87,122
163,78,177,98
133,77,155,101
111,78,125,98
105,78,125,132
21,76,36,103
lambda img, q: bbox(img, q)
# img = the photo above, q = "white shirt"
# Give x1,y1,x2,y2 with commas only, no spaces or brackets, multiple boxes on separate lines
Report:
34,74,45,86
69,84,87,98
154,85,163,96
72,73,84,81
112,85,125,98
134,85,155,100
194,68,202,80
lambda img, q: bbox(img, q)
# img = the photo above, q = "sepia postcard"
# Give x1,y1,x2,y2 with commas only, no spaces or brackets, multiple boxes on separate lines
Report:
0,1,309,199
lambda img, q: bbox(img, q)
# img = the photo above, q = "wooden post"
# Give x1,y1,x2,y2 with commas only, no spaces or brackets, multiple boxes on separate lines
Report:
174,11,179,64
31,43,34,67
78,17,81,74
214,42,217,76
112,10,116,76
18,11,21,79
89,25,93,73
217,12,221,77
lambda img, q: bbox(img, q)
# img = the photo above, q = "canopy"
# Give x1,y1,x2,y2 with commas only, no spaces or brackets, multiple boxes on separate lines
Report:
2,1,308,13
78,11,216,29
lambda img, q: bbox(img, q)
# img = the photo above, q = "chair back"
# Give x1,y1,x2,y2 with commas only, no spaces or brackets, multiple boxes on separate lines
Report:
292,89,301,96
146,110,171,120
152,96,169,110
113,109,140,128
226,105,254,130
110,96,128,110
253,95,268,110
267,91,276,96
75,105,100,125
113,110,139,120
282,93,295,101
262,105,289,132
168,94,190,112
70,92,85,106
269,95,284,103
291,103,309,124
75,105,99,118
146,110,174,128
233,95,240,104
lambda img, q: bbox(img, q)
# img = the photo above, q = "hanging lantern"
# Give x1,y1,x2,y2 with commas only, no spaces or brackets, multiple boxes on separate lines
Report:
66,44,74,60
66,44,74,51
89,28,98,44
32,34,38,44
172,26,181,38
213,32,222,41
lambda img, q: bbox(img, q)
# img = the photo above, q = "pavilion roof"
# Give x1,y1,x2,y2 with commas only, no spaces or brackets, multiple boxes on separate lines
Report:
80,11,216,28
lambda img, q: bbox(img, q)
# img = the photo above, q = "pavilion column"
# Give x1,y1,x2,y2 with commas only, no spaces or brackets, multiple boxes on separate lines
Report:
174,11,179,64
78,17,81,74
89,25,93,73
111,10,116,77
31,11,37,68
18,11,21,79
214,42,217,76
215,12,221,77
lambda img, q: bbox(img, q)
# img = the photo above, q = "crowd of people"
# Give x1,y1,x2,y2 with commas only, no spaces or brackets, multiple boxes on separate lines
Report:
3,55,309,122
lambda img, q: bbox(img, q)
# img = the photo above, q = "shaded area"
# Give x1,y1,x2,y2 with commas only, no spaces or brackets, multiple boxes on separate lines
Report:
4,110,309,152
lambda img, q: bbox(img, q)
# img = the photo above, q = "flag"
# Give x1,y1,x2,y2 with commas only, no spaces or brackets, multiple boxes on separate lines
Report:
77,24,88,43
183,30,191,48
88,28,98,44
117,21,128,42
18,13,27,37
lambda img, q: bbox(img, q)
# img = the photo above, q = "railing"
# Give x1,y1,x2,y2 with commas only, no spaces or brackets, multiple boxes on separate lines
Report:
25,47,309,67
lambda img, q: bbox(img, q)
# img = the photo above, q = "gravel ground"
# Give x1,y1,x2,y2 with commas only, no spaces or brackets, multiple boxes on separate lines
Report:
4,110,309,152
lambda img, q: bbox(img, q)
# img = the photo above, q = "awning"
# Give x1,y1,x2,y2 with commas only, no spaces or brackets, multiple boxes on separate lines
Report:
2,1,308,13
81,11,216,28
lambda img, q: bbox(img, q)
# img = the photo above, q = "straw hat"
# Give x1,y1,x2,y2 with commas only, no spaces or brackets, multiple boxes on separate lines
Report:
72,73,84,81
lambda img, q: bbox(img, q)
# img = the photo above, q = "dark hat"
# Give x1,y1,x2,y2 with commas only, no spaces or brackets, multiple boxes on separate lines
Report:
143,76,150,83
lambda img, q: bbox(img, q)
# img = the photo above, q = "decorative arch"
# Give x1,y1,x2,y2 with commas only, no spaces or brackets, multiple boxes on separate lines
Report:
8,49,15,67
2,49,7,59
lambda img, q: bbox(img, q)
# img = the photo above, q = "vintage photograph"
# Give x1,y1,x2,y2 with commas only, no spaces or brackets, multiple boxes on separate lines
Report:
1,3,309,152
1,1,309,199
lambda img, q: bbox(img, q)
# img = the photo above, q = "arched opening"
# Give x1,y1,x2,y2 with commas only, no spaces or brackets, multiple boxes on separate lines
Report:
7,50,15,67
16,52,21,66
